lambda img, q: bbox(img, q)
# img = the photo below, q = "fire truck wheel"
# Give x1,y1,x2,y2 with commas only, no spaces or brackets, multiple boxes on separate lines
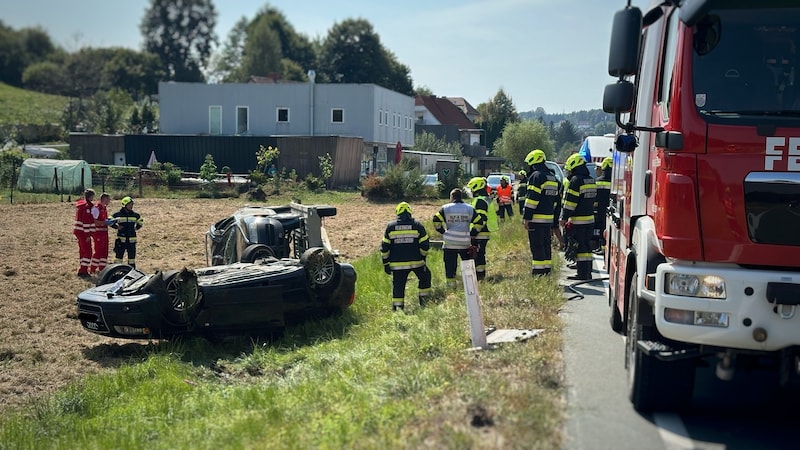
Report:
626,273,694,412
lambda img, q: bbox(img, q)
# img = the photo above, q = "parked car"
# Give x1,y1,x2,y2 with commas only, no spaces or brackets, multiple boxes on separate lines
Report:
205,203,337,266
486,173,516,193
75,247,356,340
545,161,565,184
422,173,439,187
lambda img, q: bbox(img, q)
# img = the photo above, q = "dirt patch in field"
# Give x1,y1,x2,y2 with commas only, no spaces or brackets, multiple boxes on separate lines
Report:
0,195,442,411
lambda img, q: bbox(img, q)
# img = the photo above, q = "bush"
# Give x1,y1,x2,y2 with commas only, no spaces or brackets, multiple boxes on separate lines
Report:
359,165,433,201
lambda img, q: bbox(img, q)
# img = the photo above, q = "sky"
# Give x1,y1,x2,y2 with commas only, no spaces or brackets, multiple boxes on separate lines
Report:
3,0,652,114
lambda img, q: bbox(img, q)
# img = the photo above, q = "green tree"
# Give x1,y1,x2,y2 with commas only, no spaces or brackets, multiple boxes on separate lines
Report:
552,120,581,156
318,19,413,94
103,48,165,99
199,153,218,183
414,131,462,159
140,0,218,82
237,14,283,80
0,22,57,87
84,89,134,134
414,85,433,96
493,120,553,169
476,89,519,152
208,16,248,83
250,7,315,74
21,61,67,94
64,47,118,97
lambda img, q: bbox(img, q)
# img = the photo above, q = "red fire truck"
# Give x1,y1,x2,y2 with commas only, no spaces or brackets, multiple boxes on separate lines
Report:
602,0,800,411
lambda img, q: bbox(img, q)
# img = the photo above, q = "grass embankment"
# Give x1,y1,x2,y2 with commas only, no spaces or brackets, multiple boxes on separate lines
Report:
0,213,566,449
0,82,68,127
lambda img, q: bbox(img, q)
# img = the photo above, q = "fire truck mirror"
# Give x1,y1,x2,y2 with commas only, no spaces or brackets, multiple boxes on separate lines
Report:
608,7,643,78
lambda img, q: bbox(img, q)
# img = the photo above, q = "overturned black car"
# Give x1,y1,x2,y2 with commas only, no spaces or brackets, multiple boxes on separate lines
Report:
76,247,356,340
205,203,338,265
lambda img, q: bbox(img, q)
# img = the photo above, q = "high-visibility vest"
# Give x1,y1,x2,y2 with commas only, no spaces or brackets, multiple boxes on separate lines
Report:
472,195,498,233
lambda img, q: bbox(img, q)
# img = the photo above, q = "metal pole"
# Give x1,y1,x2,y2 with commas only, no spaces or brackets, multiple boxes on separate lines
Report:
461,259,488,349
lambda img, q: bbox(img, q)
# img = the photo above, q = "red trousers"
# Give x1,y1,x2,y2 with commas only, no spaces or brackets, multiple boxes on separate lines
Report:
75,232,93,274
91,231,109,273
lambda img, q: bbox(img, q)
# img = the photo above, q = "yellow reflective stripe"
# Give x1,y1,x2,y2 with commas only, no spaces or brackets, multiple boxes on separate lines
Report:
571,215,594,224
388,261,425,269
382,237,391,244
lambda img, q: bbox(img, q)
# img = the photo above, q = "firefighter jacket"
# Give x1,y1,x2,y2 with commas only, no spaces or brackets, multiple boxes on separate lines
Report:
523,163,560,224
495,182,513,206
562,165,597,225
471,194,498,239
594,167,612,221
92,202,109,233
73,198,95,238
112,207,143,242
433,200,482,249
517,178,528,203
380,213,430,270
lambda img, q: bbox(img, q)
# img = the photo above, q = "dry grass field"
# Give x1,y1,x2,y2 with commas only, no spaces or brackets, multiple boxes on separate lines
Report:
0,195,443,411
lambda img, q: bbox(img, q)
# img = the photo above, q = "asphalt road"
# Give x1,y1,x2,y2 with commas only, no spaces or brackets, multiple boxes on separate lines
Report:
561,256,800,450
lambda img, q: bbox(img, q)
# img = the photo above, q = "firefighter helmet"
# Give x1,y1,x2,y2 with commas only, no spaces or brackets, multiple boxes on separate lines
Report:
467,177,487,193
601,156,613,170
564,153,586,172
396,201,412,216
121,196,134,207
518,169,527,177
524,149,546,166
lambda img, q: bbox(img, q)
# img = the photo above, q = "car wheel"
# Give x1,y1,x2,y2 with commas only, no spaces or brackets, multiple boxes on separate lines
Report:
96,263,133,286
241,244,276,263
300,247,336,288
159,269,200,325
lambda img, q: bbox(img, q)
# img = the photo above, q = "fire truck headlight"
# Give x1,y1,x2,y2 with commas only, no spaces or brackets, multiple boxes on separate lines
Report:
665,273,726,299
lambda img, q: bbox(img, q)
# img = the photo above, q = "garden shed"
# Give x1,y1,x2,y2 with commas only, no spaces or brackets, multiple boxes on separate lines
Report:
17,159,92,193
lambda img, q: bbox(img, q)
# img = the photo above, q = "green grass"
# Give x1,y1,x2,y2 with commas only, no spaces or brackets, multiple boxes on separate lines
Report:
0,82,69,127
0,214,567,449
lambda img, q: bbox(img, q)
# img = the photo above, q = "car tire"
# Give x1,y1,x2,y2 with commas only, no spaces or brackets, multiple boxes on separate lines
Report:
145,269,200,326
300,247,337,288
241,244,276,263
96,263,133,286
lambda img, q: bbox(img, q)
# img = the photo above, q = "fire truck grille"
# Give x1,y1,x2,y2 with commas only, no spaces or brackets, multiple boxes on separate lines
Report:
744,172,800,246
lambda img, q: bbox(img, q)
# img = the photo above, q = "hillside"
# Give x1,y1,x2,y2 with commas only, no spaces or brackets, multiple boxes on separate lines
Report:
0,82,69,127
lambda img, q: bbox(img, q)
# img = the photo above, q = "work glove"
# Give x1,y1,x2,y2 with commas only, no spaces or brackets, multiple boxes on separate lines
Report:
383,264,391,275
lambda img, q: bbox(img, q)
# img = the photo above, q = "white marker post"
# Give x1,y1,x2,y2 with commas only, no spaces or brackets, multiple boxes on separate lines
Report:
461,259,488,349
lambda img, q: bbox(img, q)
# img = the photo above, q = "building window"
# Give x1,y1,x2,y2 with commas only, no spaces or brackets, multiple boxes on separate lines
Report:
209,105,222,135
277,107,289,122
384,111,389,125
393,113,397,128
331,108,344,123
236,106,249,134
378,110,383,125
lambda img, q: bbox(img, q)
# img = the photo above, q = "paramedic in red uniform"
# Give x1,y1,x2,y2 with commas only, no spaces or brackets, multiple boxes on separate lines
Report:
90,192,112,274
73,189,96,278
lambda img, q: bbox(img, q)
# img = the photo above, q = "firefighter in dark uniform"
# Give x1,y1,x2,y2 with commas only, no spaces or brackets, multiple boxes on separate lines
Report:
467,177,497,281
522,149,560,276
561,154,597,280
381,202,432,311
592,156,613,253
111,196,144,269
516,169,527,215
